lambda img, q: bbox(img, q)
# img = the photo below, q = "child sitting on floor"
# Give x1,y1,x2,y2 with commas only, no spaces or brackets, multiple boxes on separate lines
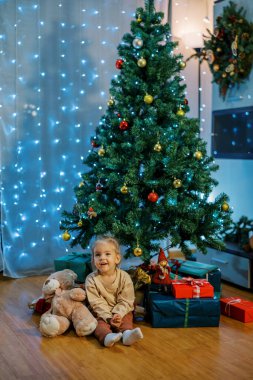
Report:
85,235,143,348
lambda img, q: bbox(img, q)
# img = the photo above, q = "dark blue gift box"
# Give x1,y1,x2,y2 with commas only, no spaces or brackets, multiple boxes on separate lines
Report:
148,292,220,328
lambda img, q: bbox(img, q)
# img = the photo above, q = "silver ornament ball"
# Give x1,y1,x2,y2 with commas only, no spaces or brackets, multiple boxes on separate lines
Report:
133,37,143,49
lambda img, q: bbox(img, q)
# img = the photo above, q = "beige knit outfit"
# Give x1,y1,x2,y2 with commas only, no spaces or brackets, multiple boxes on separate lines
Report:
85,268,135,322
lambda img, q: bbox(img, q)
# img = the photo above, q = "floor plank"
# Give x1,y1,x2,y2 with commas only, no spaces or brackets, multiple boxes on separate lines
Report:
0,273,253,380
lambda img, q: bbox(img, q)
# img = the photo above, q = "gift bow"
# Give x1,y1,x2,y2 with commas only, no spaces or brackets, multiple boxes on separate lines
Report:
170,259,182,274
174,277,208,286
173,277,208,298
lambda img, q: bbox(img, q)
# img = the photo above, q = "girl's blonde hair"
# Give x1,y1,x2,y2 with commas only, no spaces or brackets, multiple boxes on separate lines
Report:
91,235,121,257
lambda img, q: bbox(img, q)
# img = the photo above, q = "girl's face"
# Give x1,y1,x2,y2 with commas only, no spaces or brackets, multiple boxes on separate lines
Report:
93,241,120,275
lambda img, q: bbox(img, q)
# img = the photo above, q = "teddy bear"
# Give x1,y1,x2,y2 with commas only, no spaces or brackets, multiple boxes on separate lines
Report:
28,269,78,313
39,269,98,338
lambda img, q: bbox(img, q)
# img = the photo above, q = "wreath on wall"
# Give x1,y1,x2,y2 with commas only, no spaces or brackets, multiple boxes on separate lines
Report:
203,1,253,99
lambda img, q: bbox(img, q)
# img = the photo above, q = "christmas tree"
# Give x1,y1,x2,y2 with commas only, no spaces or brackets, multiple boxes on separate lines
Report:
60,0,232,262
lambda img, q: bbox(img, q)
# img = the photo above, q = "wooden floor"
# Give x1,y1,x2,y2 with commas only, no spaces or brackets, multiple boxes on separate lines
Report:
1,273,253,380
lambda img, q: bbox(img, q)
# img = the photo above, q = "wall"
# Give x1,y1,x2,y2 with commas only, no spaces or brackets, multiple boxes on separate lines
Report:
211,0,253,221
172,0,253,222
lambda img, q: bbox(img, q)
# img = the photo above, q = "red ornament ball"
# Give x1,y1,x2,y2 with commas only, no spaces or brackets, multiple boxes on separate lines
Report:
184,98,188,105
115,59,124,69
147,191,159,203
119,120,129,130
91,139,99,148
96,184,103,191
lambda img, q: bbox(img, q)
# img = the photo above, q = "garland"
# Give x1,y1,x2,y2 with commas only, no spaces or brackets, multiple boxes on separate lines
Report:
203,1,253,99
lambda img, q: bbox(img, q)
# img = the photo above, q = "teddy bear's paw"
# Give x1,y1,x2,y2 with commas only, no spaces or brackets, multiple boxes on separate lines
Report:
75,319,98,337
40,314,61,337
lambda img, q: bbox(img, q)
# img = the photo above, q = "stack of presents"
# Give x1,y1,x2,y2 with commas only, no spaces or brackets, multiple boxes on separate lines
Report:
54,248,253,326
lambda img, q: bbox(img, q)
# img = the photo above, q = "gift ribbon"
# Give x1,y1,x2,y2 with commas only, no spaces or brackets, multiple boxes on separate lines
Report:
173,277,208,286
184,299,190,327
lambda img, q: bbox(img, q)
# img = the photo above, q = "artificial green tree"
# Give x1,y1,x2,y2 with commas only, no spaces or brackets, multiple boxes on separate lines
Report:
60,0,232,262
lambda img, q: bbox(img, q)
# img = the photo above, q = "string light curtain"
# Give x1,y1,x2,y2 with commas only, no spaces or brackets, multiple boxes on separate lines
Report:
0,0,168,277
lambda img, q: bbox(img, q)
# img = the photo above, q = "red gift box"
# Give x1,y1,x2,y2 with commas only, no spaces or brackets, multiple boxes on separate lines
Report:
172,277,214,299
220,297,253,323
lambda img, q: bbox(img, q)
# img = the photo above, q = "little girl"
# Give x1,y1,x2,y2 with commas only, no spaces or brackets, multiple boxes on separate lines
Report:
85,235,143,347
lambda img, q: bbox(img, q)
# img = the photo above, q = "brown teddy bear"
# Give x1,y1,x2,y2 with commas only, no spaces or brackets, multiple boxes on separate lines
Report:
28,269,78,313
39,269,97,338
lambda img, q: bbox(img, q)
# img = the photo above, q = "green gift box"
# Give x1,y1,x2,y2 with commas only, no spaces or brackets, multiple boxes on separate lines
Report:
54,252,92,283
169,259,221,293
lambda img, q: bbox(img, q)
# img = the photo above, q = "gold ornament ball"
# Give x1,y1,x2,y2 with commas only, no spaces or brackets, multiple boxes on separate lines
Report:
144,94,153,104
133,247,143,257
179,60,186,69
154,142,162,152
194,151,203,160
107,97,114,106
222,202,229,212
216,47,222,52
137,57,147,68
121,185,128,194
176,108,185,117
62,231,71,241
230,71,235,77
173,179,182,188
77,220,83,227
222,73,227,78
98,147,105,156
213,64,220,72
136,15,142,23
79,181,84,187
242,33,249,40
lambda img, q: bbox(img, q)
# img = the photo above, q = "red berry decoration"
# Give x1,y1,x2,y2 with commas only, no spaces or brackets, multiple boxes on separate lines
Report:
147,191,159,203
119,120,129,130
115,59,124,69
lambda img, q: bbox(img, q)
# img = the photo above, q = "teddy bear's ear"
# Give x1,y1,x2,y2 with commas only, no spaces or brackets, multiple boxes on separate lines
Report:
63,269,78,281
42,278,60,295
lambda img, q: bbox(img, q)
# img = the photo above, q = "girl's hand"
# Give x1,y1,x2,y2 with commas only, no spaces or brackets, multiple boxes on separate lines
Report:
110,313,122,328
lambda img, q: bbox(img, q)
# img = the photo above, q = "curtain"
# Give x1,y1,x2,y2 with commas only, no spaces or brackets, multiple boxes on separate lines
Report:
0,0,169,278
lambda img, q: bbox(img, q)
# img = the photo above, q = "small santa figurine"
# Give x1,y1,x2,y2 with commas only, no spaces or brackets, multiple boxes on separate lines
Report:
152,248,172,292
